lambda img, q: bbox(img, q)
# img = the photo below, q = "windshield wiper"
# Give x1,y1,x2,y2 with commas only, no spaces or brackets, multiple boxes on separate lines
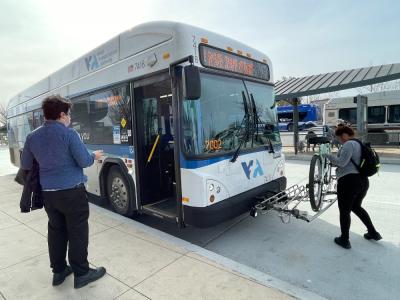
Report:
230,91,251,162
249,93,275,154
249,93,258,147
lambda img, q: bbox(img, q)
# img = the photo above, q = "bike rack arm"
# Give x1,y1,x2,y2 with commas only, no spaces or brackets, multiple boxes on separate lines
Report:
251,183,337,224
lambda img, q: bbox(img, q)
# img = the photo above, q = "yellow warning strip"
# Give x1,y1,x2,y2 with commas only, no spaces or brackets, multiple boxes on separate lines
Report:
147,135,160,163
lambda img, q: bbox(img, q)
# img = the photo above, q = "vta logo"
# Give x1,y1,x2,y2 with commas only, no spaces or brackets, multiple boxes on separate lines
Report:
85,55,99,71
241,159,264,180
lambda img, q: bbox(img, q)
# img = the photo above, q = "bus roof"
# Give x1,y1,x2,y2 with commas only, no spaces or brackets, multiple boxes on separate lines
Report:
7,21,272,111
325,90,400,108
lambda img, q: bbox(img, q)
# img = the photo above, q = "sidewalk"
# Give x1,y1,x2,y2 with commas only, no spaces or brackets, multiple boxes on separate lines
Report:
0,173,322,300
283,146,400,164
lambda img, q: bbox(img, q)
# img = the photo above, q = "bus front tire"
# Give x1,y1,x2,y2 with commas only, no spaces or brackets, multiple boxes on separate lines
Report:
106,166,134,217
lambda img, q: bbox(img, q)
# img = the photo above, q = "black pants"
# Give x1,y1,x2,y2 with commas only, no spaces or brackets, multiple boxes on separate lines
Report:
42,186,89,276
337,174,377,241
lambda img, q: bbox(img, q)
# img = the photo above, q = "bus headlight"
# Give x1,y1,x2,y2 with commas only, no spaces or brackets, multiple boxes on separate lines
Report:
206,179,229,204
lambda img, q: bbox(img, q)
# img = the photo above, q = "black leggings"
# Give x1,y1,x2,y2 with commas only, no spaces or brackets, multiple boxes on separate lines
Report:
337,174,377,240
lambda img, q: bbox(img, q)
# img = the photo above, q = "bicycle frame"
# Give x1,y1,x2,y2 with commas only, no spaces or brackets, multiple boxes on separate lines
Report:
314,142,337,203
318,143,332,186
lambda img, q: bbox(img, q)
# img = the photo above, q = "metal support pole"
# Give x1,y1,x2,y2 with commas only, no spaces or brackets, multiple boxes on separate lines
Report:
354,95,368,143
292,98,299,154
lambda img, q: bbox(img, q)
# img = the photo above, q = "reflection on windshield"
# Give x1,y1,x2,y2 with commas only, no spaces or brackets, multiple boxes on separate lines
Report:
245,81,281,148
182,73,281,156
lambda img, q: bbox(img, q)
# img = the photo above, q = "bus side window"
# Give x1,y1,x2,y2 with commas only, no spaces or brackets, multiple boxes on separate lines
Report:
71,97,91,143
33,110,44,129
368,106,385,124
26,112,34,131
388,105,400,123
88,85,131,145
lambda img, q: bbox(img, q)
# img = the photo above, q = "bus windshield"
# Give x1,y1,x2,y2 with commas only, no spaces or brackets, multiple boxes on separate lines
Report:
182,73,281,156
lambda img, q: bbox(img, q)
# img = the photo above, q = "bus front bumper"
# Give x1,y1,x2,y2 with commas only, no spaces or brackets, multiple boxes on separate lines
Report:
183,176,287,228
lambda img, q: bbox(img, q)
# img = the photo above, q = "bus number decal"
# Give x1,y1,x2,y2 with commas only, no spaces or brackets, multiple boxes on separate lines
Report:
205,139,222,151
128,60,146,73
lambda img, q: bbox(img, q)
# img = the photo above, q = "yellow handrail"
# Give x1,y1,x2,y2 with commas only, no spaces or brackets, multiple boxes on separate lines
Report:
147,134,160,163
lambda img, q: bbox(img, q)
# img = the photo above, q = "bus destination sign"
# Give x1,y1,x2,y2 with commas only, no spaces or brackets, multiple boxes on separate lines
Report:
199,45,270,81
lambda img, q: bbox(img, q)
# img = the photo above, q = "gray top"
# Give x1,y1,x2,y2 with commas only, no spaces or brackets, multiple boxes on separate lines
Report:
326,140,361,179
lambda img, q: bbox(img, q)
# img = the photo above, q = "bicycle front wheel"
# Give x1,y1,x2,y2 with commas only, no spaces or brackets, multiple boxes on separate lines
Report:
309,155,323,211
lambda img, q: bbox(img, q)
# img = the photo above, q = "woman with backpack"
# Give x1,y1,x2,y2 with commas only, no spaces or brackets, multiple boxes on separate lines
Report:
325,125,382,249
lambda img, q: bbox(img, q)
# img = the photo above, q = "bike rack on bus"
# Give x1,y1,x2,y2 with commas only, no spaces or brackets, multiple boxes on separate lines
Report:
250,181,337,224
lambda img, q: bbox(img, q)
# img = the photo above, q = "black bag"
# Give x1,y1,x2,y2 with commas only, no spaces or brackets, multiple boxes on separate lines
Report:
350,139,380,177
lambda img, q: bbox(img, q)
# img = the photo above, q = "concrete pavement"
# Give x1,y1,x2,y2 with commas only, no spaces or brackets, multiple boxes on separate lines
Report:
131,159,400,300
0,171,318,300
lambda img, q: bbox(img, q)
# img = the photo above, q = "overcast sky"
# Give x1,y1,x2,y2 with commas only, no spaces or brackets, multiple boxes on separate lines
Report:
1,0,400,105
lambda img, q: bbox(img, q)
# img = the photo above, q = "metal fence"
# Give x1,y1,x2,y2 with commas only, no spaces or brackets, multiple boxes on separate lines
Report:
367,132,400,147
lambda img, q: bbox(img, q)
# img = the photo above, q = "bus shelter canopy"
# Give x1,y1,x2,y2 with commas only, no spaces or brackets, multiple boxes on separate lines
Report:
275,63,400,100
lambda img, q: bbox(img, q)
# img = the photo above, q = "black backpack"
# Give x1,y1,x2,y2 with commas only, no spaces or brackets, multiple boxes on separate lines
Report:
350,139,380,177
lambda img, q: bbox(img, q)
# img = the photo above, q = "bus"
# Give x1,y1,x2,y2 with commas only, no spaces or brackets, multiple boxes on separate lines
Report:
277,104,321,131
6,21,285,228
324,90,400,144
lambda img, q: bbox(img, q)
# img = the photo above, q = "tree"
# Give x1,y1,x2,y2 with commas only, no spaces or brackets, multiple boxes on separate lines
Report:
356,79,400,94
0,102,6,127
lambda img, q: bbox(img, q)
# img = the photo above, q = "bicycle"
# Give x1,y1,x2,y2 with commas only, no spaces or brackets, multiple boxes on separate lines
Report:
307,136,335,212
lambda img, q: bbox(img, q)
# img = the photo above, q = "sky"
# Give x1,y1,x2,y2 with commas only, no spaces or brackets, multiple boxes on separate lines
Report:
1,0,400,106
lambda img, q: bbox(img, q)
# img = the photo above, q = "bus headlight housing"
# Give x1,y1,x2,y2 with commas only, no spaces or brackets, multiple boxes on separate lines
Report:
206,179,229,204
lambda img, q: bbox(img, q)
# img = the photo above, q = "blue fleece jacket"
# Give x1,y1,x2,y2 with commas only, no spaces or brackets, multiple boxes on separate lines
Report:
21,120,95,190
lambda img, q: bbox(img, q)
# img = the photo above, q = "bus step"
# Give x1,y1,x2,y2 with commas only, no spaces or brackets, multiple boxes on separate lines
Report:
142,198,177,222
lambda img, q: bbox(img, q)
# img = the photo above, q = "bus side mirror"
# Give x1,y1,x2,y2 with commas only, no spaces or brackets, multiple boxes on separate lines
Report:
184,65,201,100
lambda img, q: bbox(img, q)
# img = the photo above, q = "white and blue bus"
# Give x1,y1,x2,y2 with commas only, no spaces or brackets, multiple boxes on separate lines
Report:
6,21,286,227
324,90,400,144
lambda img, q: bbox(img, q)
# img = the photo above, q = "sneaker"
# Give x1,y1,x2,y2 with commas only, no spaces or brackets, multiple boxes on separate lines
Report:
364,232,382,241
334,237,351,249
52,266,73,286
74,267,106,289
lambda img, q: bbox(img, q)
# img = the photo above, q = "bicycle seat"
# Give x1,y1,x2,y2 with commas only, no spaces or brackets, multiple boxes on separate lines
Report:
308,136,331,144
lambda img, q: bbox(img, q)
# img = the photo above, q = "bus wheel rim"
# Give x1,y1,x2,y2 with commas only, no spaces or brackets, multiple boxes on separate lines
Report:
111,177,128,210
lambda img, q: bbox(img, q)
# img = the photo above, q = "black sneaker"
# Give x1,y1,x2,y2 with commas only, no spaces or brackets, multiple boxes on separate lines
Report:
334,237,351,249
74,267,106,289
364,232,382,241
52,266,73,286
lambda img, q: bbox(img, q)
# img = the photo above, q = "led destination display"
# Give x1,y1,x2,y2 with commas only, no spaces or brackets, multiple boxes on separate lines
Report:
199,45,270,81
